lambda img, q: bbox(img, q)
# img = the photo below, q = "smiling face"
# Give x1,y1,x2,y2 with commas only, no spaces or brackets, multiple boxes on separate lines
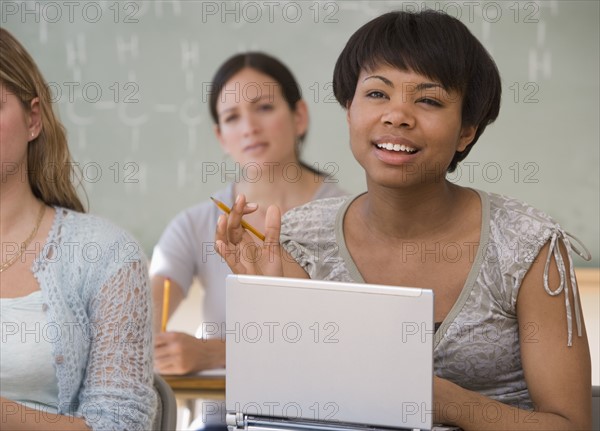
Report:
347,65,476,188
214,67,308,168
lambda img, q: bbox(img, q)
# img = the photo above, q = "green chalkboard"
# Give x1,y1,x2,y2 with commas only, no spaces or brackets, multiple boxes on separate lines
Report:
3,1,598,265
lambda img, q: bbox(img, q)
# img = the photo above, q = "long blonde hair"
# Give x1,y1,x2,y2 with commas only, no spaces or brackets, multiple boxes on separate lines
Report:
0,28,85,212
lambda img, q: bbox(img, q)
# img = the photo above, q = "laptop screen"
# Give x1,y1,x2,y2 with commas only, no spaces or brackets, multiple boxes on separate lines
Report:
226,275,434,430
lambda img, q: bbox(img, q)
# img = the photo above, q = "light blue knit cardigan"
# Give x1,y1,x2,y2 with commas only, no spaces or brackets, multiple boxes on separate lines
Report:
31,207,156,430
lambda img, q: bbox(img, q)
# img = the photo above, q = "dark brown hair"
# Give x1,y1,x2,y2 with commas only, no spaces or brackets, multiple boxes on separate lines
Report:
333,10,502,172
209,52,319,173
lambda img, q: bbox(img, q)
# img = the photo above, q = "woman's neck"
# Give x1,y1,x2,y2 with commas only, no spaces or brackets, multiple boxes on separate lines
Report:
355,180,476,241
0,178,42,242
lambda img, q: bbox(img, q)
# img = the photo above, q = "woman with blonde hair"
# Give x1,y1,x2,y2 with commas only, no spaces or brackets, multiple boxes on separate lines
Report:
0,28,156,430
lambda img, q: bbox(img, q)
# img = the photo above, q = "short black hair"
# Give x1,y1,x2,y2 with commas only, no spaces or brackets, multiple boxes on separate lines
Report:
333,10,501,172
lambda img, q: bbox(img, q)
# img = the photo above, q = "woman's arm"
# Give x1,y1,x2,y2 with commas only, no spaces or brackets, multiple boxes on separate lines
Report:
435,241,592,430
0,397,90,430
77,239,157,430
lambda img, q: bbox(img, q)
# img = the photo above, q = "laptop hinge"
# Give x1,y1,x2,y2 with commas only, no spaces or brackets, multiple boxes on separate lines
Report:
225,414,441,431
226,412,246,430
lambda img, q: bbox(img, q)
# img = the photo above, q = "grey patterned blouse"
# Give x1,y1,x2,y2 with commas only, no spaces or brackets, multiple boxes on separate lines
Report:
280,189,589,410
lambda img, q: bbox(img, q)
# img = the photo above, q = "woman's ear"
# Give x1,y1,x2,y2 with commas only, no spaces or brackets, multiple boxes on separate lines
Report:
214,124,228,154
345,100,353,125
293,99,309,138
458,124,478,152
28,97,41,140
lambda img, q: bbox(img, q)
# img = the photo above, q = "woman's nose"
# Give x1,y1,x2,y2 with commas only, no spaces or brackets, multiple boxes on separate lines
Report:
240,113,260,136
381,101,415,128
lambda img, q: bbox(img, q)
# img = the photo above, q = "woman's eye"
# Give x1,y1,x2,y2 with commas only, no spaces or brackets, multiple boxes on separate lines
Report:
366,91,386,99
257,103,274,112
419,98,442,107
222,114,238,123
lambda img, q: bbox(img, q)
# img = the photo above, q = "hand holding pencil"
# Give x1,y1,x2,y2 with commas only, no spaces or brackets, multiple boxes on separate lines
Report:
214,194,284,277
210,197,265,241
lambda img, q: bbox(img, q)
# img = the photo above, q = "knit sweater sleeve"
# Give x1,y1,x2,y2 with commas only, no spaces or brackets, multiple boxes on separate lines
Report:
75,224,156,430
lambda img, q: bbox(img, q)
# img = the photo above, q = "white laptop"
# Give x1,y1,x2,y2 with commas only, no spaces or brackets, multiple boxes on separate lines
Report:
225,274,447,431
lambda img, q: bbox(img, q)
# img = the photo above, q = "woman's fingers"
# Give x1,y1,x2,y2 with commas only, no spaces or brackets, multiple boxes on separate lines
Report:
216,239,245,274
216,208,261,274
216,214,247,274
226,194,247,245
215,195,284,277
260,205,284,277
242,202,258,215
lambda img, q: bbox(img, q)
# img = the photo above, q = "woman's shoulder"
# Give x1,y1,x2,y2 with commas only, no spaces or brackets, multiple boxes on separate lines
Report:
36,208,147,296
50,208,147,271
482,191,561,265
485,191,558,232
55,207,138,245
282,195,351,225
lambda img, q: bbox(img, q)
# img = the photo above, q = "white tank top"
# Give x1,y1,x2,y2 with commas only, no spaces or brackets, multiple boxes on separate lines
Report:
0,290,60,414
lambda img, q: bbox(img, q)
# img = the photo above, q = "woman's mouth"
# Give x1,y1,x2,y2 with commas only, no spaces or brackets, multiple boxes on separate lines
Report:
375,142,418,154
244,142,268,153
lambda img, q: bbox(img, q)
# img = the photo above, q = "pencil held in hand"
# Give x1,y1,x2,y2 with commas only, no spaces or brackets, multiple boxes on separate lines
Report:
210,196,266,241
161,278,171,332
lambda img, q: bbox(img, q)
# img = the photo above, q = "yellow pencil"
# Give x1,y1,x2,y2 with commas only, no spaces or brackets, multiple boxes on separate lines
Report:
161,278,171,332
211,197,266,241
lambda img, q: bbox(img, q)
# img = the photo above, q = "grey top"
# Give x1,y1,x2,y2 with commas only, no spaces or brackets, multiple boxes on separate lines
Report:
280,190,589,409
150,180,348,337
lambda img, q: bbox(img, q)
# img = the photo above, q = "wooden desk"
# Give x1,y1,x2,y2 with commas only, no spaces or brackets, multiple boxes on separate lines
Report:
162,373,225,399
